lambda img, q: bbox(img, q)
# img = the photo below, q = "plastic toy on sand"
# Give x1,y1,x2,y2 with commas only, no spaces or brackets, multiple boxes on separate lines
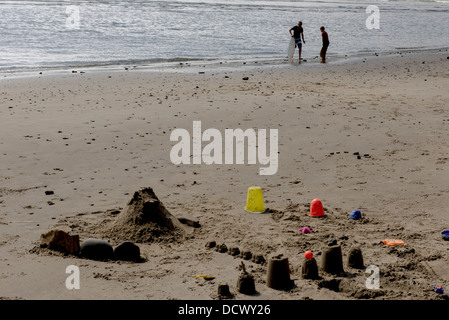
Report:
305,251,313,259
349,210,362,220
309,199,324,217
441,230,449,241
299,227,312,234
434,286,444,294
382,239,406,246
244,186,267,213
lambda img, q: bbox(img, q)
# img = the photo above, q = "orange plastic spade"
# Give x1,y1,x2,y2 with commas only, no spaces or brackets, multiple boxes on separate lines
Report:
382,239,406,246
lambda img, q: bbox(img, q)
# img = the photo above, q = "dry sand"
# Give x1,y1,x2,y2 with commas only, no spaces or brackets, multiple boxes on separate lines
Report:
1,51,449,300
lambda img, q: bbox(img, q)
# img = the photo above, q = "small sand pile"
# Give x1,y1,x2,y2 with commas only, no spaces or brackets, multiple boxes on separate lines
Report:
101,187,185,244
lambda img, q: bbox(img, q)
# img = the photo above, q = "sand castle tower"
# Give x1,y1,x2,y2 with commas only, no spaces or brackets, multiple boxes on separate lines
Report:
107,187,185,243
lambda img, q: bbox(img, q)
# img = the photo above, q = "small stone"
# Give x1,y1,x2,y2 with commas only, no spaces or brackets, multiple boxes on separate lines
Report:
45,190,54,195
242,77,249,80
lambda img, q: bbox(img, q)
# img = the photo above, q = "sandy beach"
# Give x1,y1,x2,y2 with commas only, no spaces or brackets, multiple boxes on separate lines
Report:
1,51,449,300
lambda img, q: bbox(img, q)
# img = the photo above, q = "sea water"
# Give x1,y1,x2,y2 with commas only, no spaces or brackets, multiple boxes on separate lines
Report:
0,0,448,73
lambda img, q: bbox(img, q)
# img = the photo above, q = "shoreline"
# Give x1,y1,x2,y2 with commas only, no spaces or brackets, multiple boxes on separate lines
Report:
1,49,449,300
1,46,448,81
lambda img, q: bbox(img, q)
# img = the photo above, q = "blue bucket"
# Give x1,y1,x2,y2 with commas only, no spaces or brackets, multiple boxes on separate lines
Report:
349,210,362,220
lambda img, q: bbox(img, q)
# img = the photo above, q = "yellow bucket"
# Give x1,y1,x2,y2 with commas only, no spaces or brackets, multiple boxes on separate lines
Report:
244,186,267,213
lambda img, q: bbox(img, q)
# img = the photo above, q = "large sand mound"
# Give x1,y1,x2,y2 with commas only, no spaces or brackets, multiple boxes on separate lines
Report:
100,187,186,244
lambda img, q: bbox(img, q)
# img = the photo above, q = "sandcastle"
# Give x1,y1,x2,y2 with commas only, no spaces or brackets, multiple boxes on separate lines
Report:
105,187,186,243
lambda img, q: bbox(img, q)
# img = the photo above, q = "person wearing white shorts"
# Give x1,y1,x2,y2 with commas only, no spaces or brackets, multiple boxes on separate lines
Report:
289,21,306,61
